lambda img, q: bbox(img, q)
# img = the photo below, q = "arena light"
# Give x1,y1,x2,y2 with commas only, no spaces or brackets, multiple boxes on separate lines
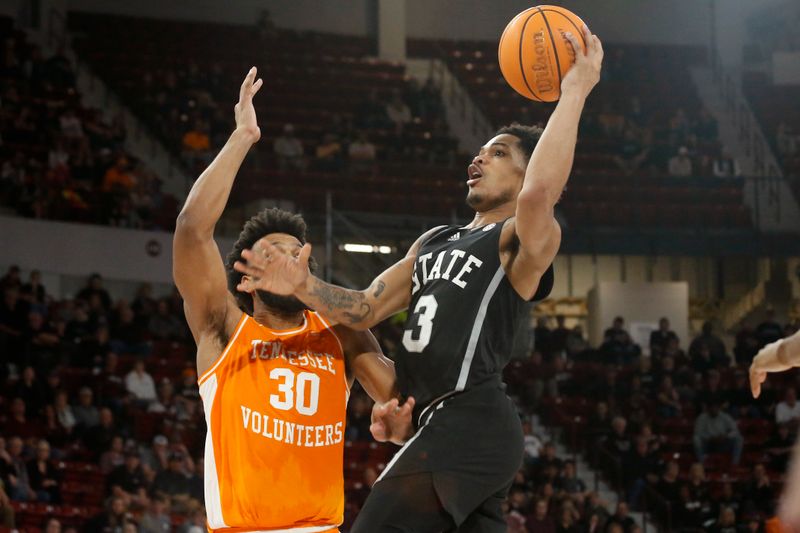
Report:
341,244,393,254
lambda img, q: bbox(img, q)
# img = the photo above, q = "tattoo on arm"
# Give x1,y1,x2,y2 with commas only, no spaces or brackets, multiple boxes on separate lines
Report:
308,279,373,325
372,280,386,299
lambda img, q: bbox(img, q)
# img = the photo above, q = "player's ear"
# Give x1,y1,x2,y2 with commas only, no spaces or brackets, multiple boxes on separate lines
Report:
241,275,255,293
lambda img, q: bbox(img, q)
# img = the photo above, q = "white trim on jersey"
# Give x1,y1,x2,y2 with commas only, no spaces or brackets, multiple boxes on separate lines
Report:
455,266,505,391
375,401,445,484
313,312,351,399
199,374,229,529
242,526,340,533
197,314,250,385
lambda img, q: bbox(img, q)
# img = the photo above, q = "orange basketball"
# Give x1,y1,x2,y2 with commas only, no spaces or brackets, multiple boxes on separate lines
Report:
498,5,588,102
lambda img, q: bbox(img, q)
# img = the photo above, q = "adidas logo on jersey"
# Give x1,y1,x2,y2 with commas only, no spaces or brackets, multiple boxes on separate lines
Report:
447,232,461,241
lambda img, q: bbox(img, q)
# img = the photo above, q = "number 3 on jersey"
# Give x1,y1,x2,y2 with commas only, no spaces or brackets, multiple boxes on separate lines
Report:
402,295,438,353
269,368,320,415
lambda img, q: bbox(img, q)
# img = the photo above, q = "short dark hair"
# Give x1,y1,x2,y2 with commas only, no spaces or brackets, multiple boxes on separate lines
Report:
495,123,543,160
225,208,314,315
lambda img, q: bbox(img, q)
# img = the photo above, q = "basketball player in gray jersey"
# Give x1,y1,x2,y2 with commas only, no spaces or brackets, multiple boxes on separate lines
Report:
235,26,603,533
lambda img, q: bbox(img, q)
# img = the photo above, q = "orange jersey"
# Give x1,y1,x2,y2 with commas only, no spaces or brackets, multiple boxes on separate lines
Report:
198,311,349,532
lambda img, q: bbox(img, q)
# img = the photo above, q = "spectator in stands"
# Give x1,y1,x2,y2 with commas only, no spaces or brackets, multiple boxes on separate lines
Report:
712,147,741,178
0,285,28,366
83,407,118,454
355,90,389,129
85,495,132,531
524,350,557,406
59,108,85,144
108,449,146,500
76,273,112,311
655,461,681,504
601,317,640,364
668,108,691,147
0,483,12,529
555,503,580,533
13,365,46,416
688,321,728,368
2,397,41,439
755,308,784,348
606,416,631,459
181,119,212,167
140,495,171,533
43,518,60,533
587,401,612,442
565,325,588,357
693,108,719,141
668,146,693,177
26,439,60,503
604,502,635,533
148,298,184,341
558,460,587,500
99,435,126,474
140,434,170,473
386,91,412,135
153,452,191,500
656,376,682,418
20,270,46,306
125,359,157,405
102,155,136,194
273,124,306,172
613,128,650,176
775,387,800,429
348,131,377,175
0,266,21,290
743,463,774,516
110,303,148,354
549,315,570,357
5,436,34,501
708,506,737,533
526,498,555,533
313,133,344,172
713,482,741,518
727,370,760,418
649,317,678,357
522,418,543,467
765,422,794,471
72,386,100,431
623,436,659,509
52,390,74,438
693,399,743,465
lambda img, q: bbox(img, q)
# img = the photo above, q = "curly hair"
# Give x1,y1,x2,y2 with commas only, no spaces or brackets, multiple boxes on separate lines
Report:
495,123,544,160
224,208,315,315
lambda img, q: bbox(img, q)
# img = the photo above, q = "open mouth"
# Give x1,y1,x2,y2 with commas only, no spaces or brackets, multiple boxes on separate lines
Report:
467,164,483,186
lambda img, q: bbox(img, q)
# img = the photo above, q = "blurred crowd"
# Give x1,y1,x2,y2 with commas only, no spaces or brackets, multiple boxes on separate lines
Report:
0,20,176,230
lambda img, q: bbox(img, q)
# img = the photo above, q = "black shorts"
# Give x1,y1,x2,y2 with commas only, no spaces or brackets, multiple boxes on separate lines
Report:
351,379,524,532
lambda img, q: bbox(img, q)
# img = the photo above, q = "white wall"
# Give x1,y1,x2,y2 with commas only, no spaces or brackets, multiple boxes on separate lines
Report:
587,281,690,350
0,216,233,297
59,0,776,68
66,0,372,35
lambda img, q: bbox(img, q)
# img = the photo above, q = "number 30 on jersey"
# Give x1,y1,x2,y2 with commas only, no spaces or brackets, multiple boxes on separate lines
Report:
402,295,438,353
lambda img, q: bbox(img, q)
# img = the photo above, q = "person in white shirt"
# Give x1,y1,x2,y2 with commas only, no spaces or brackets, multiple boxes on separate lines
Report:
775,387,800,426
124,359,157,404
668,146,692,177
272,123,306,171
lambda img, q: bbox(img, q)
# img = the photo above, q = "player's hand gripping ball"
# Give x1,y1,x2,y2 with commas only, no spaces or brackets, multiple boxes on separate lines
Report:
498,5,588,102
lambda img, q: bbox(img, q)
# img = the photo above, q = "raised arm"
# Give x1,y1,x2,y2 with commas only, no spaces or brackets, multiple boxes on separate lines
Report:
173,68,262,347
504,26,602,298
234,226,444,330
750,330,800,398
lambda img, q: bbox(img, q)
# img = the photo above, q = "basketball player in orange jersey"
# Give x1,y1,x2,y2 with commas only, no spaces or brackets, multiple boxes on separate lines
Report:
173,67,413,533
750,329,800,530
234,27,603,533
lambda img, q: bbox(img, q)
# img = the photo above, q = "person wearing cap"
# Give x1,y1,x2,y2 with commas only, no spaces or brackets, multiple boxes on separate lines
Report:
152,452,191,501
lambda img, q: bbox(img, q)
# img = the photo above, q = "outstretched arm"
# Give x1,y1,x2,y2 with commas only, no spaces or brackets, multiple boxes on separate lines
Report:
750,330,800,398
504,26,603,298
173,68,262,350
234,226,444,330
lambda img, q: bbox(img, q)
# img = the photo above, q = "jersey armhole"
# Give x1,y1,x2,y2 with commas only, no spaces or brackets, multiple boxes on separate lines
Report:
312,312,351,398
197,313,249,386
